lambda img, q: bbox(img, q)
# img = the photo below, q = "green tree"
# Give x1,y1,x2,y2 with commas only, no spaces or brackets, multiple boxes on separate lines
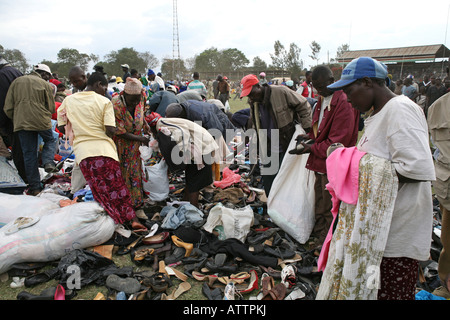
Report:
102,47,155,78
0,45,30,73
270,41,303,79
334,43,350,62
161,57,187,80
194,47,221,72
219,48,249,72
194,47,249,74
252,56,268,71
309,41,321,66
270,40,287,72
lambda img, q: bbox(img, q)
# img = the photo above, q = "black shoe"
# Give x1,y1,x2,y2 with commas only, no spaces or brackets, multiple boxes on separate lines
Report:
202,282,223,300
44,162,56,173
247,228,280,246
263,246,296,259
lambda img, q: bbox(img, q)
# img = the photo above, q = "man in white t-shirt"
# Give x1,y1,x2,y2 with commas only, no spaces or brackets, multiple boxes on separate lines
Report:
327,57,436,300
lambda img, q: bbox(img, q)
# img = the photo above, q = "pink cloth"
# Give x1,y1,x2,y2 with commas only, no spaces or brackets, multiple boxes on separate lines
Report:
213,167,241,189
317,147,366,271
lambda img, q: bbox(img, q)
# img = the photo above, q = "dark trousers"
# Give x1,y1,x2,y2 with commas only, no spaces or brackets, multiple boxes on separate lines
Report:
18,129,56,191
312,172,333,245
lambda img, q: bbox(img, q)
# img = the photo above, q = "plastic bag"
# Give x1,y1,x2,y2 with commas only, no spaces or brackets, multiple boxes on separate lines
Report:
267,125,316,244
0,201,116,274
203,203,253,243
143,159,169,201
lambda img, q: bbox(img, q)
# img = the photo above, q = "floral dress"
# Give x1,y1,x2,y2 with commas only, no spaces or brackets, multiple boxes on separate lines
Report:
112,94,146,209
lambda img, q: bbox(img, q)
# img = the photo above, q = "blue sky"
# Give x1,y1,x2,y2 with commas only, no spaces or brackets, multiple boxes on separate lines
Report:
1,0,450,72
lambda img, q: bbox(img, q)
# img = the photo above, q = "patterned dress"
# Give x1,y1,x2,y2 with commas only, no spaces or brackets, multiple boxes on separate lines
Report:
112,94,146,209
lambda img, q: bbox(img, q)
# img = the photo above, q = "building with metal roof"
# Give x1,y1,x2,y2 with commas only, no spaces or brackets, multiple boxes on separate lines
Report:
338,44,450,64
336,44,450,80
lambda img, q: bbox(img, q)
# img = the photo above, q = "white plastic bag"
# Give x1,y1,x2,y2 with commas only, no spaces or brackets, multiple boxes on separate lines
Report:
267,125,316,244
0,201,116,274
143,159,169,201
203,203,254,243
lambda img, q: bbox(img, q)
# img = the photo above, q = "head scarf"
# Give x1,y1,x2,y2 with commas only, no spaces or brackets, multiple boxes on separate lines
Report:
124,77,143,95
145,112,161,126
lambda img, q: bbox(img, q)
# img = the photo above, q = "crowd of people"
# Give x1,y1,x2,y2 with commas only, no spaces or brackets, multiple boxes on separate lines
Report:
0,54,449,301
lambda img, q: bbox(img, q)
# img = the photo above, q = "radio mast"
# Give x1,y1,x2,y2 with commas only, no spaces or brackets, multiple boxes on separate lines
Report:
172,0,181,80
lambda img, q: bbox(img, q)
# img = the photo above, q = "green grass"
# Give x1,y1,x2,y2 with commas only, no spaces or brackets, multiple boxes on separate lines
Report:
227,96,249,113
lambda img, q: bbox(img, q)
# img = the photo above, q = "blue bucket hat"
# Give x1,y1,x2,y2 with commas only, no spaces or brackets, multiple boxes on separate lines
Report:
328,57,388,91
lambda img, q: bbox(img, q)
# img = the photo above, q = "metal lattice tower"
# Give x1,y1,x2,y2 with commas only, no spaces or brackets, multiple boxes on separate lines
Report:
172,0,181,79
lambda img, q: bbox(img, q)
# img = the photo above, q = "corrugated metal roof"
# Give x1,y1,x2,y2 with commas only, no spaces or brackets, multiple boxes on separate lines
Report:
339,44,450,63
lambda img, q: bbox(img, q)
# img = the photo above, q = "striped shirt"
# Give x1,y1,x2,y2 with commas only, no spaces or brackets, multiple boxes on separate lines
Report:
187,80,207,97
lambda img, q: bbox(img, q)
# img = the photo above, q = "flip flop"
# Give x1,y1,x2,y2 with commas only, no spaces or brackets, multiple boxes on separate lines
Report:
4,216,40,235
166,281,191,300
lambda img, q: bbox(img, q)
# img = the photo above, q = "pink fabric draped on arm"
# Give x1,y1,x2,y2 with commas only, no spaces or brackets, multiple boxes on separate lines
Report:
317,147,366,271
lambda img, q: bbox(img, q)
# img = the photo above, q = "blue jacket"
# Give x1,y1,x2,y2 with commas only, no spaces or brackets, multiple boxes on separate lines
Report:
148,90,179,116
182,100,235,142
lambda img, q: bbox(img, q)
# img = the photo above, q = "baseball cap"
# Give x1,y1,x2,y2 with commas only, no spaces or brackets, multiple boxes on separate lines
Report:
240,74,259,98
167,85,178,94
327,57,388,91
121,64,129,69
34,64,52,75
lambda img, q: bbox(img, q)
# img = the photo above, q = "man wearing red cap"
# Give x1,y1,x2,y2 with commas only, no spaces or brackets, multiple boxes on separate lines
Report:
240,74,312,196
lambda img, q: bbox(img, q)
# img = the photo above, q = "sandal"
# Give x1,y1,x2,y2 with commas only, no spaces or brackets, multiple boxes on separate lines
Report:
145,272,171,293
192,271,218,287
236,269,259,294
166,281,191,300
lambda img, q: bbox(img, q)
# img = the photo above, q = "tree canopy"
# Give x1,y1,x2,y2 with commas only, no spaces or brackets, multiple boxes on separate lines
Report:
1,40,348,82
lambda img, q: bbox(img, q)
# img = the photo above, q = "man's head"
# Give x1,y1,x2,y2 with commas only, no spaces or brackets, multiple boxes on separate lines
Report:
431,75,436,85
193,72,200,80
148,69,155,81
130,69,139,78
87,72,108,96
34,64,52,81
330,57,389,113
69,66,87,91
240,74,261,101
311,66,335,97
123,77,143,107
165,103,187,118
259,72,266,79
305,71,313,83
121,64,129,72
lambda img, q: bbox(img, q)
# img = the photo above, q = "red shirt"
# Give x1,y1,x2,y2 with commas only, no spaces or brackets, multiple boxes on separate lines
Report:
306,90,360,174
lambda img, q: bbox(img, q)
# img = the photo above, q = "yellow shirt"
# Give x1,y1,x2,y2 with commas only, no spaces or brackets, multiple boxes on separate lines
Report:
57,91,118,164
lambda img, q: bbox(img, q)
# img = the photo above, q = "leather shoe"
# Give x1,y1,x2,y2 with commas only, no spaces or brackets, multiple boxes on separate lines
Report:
171,235,193,257
247,228,280,246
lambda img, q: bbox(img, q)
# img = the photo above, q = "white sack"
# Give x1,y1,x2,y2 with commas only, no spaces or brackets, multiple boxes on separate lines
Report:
267,125,316,244
0,193,59,228
143,159,169,201
0,201,116,274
